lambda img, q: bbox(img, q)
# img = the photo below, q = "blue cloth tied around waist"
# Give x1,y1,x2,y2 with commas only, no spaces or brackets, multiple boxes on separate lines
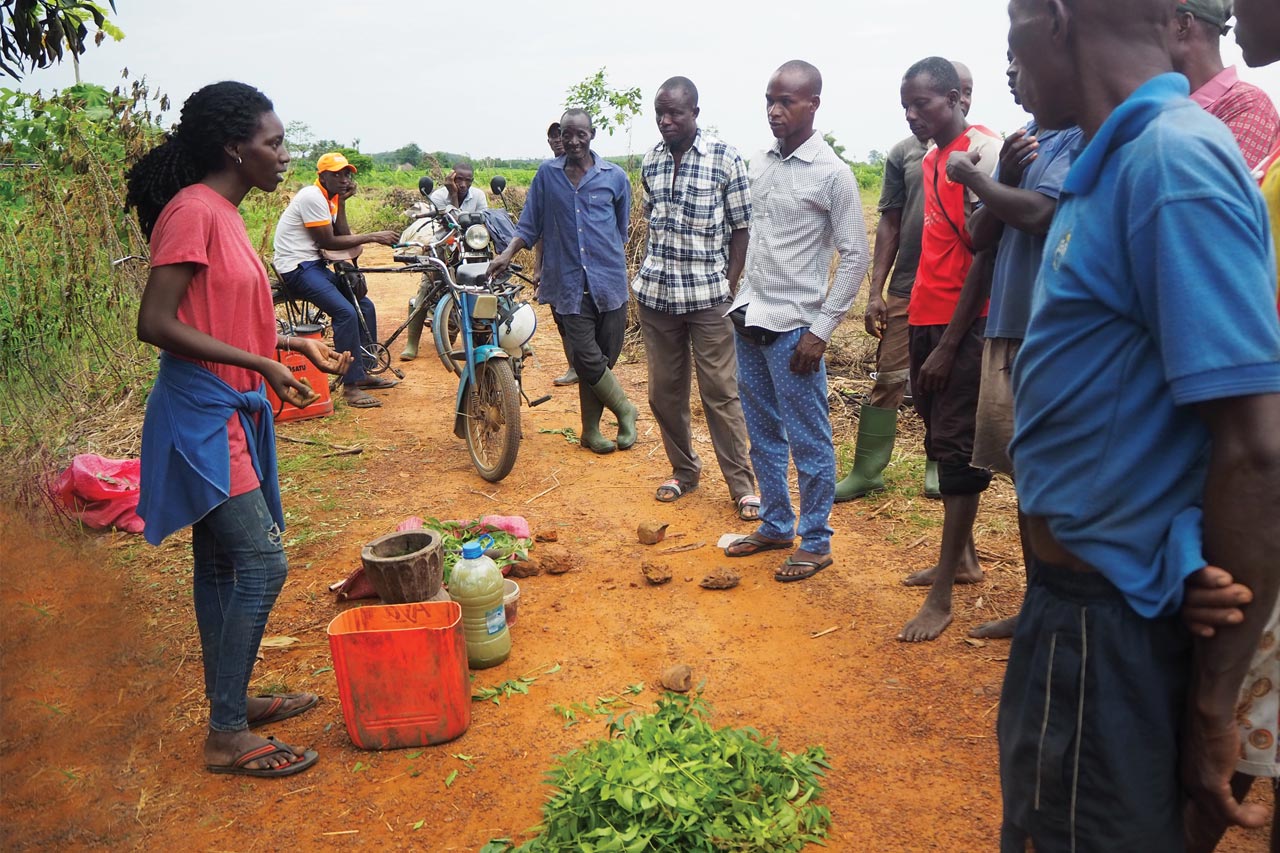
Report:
138,353,283,545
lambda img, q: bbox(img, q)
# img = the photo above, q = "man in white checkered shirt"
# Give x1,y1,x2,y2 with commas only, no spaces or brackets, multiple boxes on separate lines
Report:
633,76,759,521
723,60,871,583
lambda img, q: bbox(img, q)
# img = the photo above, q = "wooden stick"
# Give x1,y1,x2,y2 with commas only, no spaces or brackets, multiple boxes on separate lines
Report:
278,434,361,453
810,626,840,639
866,500,894,520
659,541,705,555
525,482,561,504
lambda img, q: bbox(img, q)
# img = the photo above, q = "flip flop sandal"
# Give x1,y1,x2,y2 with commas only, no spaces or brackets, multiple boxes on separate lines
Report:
775,555,834,583
248,692,319,729
343,389,382,408
655,478,697,503
724,532,794,558
207,737,319,778
355,376,400,390
735,494,761,521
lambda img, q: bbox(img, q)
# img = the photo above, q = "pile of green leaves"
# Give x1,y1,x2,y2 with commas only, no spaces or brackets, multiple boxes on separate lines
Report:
504,692,831,852
425,517,530,585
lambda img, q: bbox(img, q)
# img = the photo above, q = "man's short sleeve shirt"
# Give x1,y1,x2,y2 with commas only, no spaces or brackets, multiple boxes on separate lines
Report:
429,186,489,213
910,125,1000,326
272,184,334,274
1011,74,1280,618
879,136,929,299
1192,66,1280,169
986,124,1084,340
632,131,751,313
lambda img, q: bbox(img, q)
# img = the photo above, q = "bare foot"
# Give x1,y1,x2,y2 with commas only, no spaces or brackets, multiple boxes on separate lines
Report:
204,728,299,772
898,600,954,642
969,615,1018,639
903,563,983,587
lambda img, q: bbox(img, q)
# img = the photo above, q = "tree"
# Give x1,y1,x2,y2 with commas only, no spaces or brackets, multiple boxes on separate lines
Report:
867,149,886,166
823,131,850,165
1,0,123,80
284,120,315,160
564,67,642,137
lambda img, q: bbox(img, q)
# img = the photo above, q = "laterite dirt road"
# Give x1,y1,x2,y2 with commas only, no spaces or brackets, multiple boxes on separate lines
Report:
1,249,1271,851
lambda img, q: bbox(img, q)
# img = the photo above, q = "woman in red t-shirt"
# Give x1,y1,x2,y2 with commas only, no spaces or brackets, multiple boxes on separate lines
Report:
126,82,349,778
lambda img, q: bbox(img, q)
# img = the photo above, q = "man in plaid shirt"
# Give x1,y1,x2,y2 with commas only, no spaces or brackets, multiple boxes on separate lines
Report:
634,77,759,519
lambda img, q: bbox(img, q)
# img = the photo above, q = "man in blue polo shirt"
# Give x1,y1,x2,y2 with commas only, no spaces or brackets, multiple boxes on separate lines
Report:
488,109,638,453
1004,0,1280,849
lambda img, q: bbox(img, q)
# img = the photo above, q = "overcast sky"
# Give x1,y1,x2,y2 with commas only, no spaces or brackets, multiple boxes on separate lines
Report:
17,0,1280,162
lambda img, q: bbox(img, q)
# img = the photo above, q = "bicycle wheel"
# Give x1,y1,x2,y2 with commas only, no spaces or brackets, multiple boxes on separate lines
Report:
433,292,465,377
363,341,393,376
465,358,521,482
272,287,328,335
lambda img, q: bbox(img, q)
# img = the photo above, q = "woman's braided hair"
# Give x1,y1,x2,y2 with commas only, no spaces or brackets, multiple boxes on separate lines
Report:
125,81,274,239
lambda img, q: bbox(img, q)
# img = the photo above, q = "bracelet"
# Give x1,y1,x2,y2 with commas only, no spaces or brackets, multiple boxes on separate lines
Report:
284,335,293,352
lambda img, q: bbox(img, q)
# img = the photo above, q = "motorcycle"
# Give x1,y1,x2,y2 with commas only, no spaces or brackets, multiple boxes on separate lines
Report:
396,175,517,366
392,180,549,482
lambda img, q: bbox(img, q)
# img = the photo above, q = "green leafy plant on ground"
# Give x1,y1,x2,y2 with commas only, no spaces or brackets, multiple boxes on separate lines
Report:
493,692,831,852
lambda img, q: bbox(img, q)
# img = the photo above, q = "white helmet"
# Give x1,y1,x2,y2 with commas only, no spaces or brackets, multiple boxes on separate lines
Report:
497,302,537,353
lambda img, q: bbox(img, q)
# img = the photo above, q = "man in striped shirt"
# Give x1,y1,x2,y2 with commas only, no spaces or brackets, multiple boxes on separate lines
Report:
722,60,870,582
634,77,758,519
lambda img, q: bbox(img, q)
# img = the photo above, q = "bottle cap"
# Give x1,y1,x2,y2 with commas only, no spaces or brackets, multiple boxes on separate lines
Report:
460,533,494,560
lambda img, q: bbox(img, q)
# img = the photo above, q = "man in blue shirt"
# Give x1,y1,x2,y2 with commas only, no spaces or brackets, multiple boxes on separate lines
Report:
940,53,1083,641
1003,0,1280,849
489,109,638,453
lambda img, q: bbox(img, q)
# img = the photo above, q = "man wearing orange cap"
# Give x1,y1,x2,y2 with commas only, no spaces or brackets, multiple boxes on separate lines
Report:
274,152,400,408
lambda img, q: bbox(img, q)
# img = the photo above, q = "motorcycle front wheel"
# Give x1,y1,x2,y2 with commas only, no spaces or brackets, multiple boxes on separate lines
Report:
433,292,465,377
465,358,521,482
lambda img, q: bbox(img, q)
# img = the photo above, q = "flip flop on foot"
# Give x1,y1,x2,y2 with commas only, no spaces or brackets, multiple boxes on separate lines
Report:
248,693,319,729
724,532,794,558
655,479,696,503
353,376,399,390
343,389,382,408
775,554,833,583
207,737,318,778
735,494,761,522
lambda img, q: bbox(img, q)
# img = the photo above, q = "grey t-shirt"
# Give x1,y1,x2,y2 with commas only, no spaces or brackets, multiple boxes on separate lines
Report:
879,135,929,298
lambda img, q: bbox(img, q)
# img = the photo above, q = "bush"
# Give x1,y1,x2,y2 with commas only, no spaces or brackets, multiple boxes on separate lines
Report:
0,80,164,504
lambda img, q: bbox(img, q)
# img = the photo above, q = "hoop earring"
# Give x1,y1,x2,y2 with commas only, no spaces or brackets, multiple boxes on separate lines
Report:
235,155,243,165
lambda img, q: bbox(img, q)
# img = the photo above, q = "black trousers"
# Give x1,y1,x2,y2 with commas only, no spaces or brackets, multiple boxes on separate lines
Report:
909,318,992,495
552,296,627,386
998,558,1191,852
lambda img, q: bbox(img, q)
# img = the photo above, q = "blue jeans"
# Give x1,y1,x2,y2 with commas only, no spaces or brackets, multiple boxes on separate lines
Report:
192,490,288,732
282,260,377,384
735,328,835,554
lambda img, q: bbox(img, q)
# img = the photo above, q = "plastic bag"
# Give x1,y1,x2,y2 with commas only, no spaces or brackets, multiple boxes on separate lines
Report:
52,454,144,534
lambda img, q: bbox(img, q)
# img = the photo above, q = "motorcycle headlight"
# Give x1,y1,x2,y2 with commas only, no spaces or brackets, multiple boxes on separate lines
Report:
464,224,490,251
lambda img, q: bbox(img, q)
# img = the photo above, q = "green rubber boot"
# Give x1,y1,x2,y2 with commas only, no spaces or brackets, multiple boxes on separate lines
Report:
923,459,942,500
591,368,638,450
834,404,898,502
578,384,616,454
399,307,427,361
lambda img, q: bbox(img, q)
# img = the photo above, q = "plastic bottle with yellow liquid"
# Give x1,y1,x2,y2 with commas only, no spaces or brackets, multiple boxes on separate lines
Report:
450,534,511,669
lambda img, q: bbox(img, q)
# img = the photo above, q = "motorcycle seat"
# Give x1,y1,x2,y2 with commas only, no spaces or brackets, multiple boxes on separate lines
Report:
456,262,489,288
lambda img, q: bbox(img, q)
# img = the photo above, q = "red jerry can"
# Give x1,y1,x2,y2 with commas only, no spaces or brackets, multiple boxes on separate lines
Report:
265,323,334,423
326,601,471,750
